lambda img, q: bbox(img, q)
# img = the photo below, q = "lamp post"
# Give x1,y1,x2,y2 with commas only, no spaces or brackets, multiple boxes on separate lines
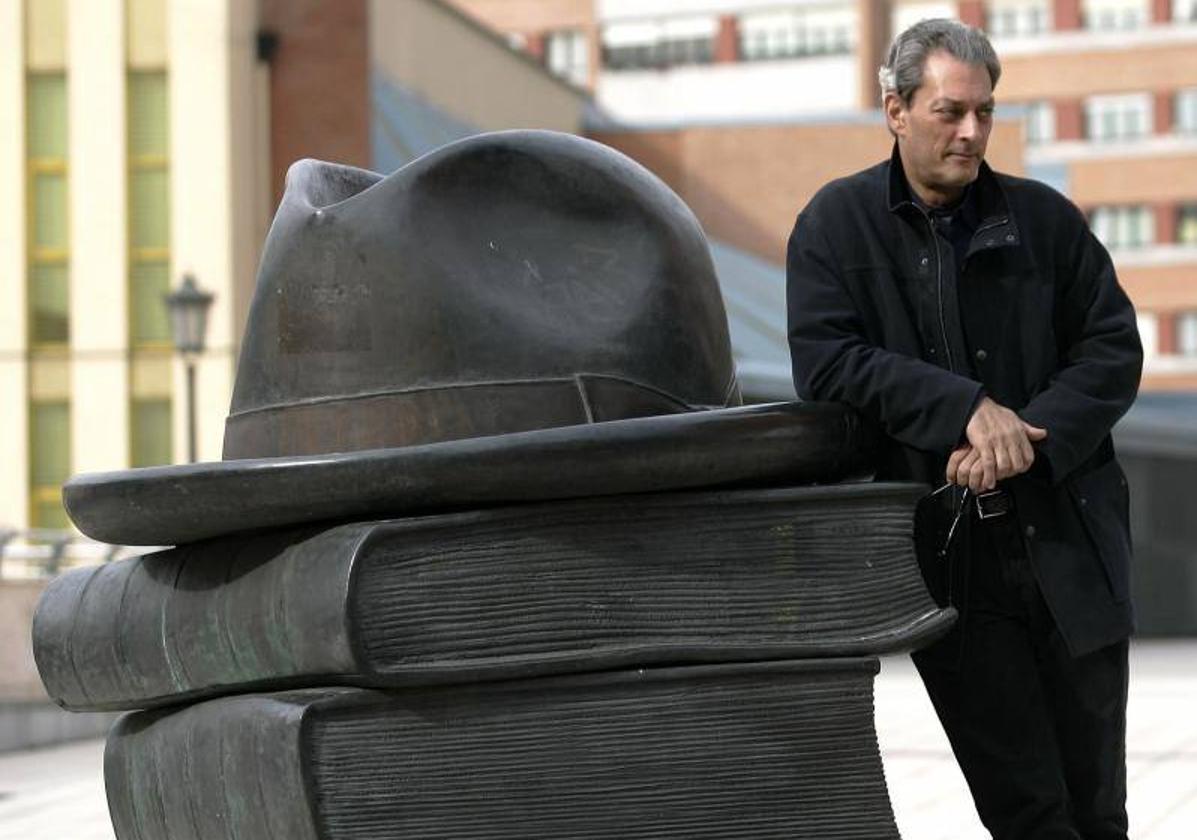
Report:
164,273,215,463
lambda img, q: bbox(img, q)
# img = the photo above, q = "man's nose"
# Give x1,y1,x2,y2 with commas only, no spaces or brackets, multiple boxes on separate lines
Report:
958,113,979,142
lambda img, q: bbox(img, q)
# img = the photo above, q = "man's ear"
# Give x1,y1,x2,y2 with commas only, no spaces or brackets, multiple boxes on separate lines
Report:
884,92,906,137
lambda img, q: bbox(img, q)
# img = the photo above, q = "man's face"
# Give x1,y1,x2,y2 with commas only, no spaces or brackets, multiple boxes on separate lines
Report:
885,50,994,206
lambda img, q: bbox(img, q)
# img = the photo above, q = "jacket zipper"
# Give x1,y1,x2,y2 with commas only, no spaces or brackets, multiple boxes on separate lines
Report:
917,210,1010,375
918,209,955,374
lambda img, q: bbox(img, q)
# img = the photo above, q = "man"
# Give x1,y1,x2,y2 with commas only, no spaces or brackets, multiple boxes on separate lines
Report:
786,18,1142,840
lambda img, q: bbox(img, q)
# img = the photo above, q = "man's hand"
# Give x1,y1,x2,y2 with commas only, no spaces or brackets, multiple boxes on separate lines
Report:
946,397,1047,492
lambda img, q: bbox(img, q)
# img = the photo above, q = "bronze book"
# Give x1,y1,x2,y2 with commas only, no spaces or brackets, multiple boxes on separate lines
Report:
34,483,949,712
105,659,900,840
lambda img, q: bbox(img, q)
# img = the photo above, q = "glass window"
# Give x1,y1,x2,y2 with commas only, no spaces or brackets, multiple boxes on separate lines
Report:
131,399,173,467
1082,0,1148,29
131,261,171,343
32,170,67,250
1178,312,1197,356
1089,205,1155,249
1137,313,1158,358
602,16,716,71
1025,101,1056,145
130,169,169,249
129,70,170,347
30,401,71,529
27,74,67,157
546,29,589,87
30,263,69,343
739,6,855,62
27,73,69,346
1178,206,1197,245
1085,93,1152,142
128,72,168,156
1176,89,1197,135
986,1,1051,37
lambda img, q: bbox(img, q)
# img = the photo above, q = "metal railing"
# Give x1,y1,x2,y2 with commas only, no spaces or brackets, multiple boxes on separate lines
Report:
0,527,148,580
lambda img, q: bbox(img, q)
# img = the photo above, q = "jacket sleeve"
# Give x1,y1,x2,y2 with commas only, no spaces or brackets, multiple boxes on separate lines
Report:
1017,217,1142,482
786,210,984,455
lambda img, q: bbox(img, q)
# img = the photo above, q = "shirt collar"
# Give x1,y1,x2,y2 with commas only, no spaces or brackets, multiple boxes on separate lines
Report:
885,142,1008,227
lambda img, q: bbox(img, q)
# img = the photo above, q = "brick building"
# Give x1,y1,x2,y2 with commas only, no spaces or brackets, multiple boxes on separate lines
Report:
453,0,1197,391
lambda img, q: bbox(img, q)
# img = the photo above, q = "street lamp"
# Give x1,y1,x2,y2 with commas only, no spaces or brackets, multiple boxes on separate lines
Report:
164,273,214,463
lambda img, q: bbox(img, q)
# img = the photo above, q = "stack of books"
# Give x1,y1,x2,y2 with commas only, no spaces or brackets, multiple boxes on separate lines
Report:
35,481,949,840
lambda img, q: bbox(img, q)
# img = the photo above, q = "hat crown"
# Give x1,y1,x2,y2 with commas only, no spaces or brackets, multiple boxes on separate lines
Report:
224,131,738,459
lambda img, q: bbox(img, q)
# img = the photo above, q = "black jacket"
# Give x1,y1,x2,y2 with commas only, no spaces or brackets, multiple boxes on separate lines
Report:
786,146,1143,656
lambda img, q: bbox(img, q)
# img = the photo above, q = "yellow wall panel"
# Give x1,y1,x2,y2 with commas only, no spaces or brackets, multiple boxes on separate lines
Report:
127,0,167,68
27,354,69,400
25,0,66,70
130,351,171,398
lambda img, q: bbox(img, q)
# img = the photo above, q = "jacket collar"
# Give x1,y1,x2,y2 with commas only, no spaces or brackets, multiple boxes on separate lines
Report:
885,143,1020,256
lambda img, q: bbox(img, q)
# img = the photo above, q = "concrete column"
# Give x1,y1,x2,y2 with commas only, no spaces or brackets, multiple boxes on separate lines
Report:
1156,202,1178,245
857,0,892,112
1154,91,1174,135
68,0,130,473
1157,312,1177,355
0,0,29,526
1152,0,1172,23
714,15,740,63
1053,0,1083,29
169,0,240,462
524,31,546,62
1055,99,1085,140
958,0,987,29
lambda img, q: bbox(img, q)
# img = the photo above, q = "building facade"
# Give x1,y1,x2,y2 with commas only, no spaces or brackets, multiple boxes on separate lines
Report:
0,0,266,533
457,0,1197,391
0,0,589,538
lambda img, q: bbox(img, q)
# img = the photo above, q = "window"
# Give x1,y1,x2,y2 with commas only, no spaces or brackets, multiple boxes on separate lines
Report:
1085,93,1152,142
546,30,589,87
1178,206,1197,245
1137,313,1159,359
131,399,172,466
1024,101,1056,145
1176,89,1197,135
1082,0,1148,30
1089,206,1155,249
27,73,69,345
986,1,1051,37
1174,0,1197,22
739,6,855,61
602,17,716,71
30,401,71,529
1178,312,1197,356
128,71,170,345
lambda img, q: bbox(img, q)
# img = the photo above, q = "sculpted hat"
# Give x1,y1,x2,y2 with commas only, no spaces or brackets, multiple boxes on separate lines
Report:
64,131,873,546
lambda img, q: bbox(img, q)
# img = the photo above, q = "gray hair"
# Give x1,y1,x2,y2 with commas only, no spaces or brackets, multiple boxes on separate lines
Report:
878,19,1001,106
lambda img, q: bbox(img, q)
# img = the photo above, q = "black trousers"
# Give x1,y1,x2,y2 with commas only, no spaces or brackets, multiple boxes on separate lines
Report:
912,511,1130,840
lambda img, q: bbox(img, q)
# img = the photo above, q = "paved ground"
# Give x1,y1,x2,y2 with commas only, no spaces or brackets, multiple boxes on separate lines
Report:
876,638,1197,839
1,639,1193,839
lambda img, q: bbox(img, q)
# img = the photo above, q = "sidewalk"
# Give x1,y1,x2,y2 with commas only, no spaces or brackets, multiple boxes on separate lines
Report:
1,639,1193,839
876,638,1197,839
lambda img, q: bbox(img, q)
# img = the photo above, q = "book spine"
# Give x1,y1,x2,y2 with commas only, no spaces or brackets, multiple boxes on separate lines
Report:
105,692,323,840
32,525,367,711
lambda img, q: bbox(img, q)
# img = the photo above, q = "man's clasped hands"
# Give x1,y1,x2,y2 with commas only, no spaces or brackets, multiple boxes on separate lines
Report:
946,396,1048,492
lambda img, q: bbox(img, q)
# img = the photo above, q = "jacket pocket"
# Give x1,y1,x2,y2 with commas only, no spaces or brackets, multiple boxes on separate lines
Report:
1067,458,1132,603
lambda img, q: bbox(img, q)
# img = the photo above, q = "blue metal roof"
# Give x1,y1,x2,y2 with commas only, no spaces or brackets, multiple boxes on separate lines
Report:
706,240,795,402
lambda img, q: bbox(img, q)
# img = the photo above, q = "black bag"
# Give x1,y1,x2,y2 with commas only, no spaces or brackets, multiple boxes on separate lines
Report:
913,484,970,608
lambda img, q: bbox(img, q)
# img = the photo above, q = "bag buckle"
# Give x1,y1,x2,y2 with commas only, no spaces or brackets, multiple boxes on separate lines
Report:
975,489,1012,520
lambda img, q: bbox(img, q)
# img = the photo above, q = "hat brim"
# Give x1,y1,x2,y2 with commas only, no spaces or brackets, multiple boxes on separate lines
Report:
64,402,876,546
